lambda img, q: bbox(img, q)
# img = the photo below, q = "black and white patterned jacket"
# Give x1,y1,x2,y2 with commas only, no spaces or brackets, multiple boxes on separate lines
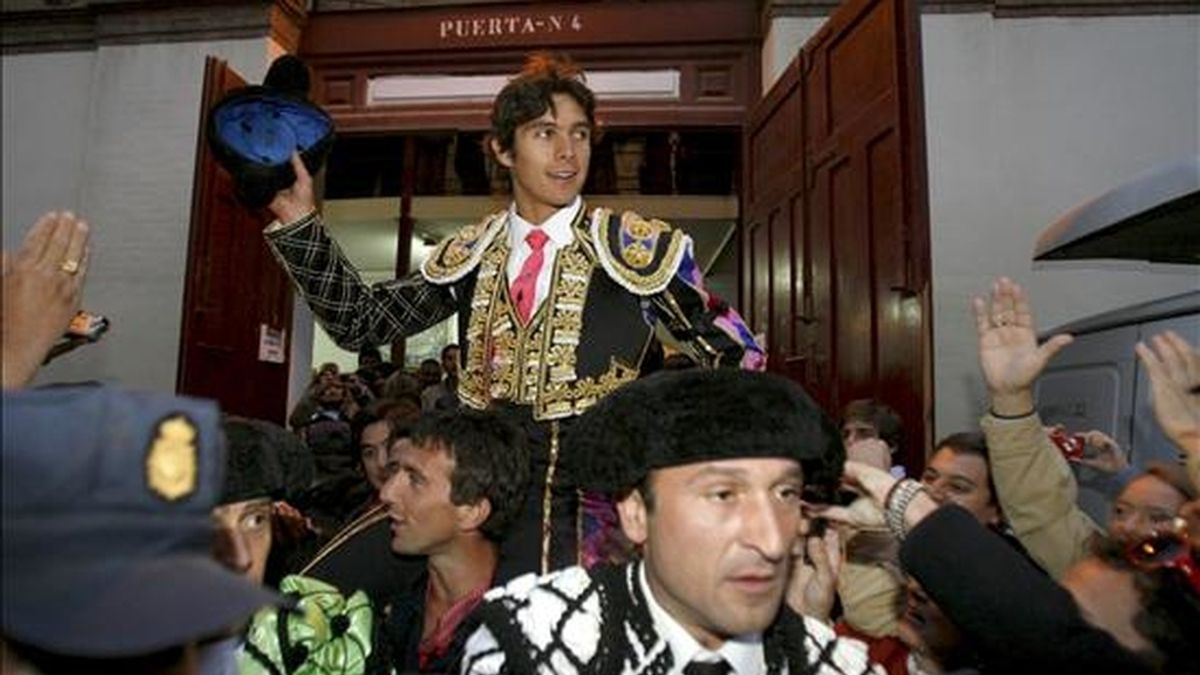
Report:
460,562,882,675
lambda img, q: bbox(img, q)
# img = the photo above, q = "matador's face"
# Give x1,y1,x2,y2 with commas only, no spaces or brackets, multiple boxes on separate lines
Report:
494,92,591,225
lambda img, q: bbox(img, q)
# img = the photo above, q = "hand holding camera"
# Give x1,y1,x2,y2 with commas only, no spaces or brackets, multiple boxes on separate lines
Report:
1048,426,1128,473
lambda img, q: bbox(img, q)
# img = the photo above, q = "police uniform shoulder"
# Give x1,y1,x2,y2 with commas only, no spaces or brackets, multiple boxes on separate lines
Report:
421,210,507,284
588,207,689,296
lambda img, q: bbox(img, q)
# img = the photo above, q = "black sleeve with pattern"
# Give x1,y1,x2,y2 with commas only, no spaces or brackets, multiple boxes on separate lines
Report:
649,274,759,370
265,213,458,351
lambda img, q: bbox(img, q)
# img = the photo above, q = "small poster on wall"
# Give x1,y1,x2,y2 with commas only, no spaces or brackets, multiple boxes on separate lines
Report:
259,324,287,364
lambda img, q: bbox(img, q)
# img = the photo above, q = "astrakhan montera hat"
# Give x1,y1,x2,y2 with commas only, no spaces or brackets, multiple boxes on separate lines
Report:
566,368,845,496
208,55,335,209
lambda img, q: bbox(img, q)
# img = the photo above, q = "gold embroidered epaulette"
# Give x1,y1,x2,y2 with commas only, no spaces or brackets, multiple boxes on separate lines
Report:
589,207,689,296
420,211,507,284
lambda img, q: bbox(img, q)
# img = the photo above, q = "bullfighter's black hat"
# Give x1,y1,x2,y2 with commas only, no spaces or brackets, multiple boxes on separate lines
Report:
208,55,335,209
220,416,314,505
566,368,845,496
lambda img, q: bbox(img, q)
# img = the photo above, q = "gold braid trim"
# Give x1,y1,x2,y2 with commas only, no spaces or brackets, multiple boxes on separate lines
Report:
589,207,689,296
455,205,646,420
421,211,507,284
541,421,560,574
457,238,511,410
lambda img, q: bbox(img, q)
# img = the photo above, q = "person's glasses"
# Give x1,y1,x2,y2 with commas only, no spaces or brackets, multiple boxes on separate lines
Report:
1126,529,1200,596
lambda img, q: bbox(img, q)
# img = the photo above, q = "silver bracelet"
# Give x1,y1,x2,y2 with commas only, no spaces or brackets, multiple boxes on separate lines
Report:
884,479,927,540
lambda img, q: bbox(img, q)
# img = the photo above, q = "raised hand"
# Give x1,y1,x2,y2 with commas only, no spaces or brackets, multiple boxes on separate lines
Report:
2,211,90,389
1073,429,1129,474
787,526,841,622
268,151,317,225
847,437,892,472
1135,330,1200,456
815,461,937,536
972,277,1073,416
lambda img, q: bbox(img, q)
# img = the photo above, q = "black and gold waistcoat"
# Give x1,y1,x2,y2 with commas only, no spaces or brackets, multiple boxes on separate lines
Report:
421,205,689,422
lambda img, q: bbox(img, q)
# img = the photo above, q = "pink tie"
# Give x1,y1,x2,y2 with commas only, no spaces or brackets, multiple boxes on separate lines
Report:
511,229,550,324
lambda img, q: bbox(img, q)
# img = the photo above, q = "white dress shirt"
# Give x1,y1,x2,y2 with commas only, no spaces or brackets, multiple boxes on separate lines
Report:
505,196,581,318
639,564,766,675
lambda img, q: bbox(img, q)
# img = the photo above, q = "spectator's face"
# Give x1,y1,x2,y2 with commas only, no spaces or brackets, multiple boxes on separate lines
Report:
418,362,442,388
920,447,1000,526
380,441,463,556
1109,474,1186,543
211,497,273,584
360,420,392,491
442,347,460,377
494,93,591,225
318,381,345,405
317,367,338,386
897,577,963,667
841,420,878,447
618,458,804,649
1062,557,1150,653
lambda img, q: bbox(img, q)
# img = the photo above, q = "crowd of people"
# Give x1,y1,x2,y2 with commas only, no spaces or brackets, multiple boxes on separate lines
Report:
2,52,1198,675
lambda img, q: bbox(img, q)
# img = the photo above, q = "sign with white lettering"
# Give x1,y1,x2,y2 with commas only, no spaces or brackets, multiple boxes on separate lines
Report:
438,13,583,41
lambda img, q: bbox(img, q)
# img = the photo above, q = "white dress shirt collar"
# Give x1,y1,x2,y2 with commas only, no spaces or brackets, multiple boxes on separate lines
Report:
504,197,580,316
638,563,765,675
507,196,580,252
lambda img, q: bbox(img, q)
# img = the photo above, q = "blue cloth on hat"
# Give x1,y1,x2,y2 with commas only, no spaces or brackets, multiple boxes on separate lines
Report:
212,94,334,167
1,385,280,658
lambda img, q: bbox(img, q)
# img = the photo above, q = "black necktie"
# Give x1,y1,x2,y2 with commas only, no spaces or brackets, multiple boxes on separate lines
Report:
683,659,732,675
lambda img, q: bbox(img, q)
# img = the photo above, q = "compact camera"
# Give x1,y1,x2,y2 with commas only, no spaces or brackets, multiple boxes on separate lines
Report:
1049,428,1086,461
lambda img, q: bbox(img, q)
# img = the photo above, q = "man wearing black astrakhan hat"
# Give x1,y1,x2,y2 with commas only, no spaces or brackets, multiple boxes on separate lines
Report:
212,416,314,586
261,53,764,582
459,369,882,675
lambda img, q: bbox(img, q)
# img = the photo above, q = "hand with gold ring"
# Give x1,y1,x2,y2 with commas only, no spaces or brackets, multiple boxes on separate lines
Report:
972,277,1074,416
2,211,91,389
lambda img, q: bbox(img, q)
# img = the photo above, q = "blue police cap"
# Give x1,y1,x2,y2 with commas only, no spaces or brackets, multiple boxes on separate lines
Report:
1,385,281,657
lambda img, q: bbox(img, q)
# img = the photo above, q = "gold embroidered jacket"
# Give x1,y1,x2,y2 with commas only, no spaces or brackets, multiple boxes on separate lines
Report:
266,205,763,422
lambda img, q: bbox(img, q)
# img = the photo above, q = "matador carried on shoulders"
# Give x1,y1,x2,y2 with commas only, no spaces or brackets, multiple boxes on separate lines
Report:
264,52,765,582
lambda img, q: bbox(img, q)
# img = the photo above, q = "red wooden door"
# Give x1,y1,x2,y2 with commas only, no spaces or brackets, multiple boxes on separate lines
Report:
177,57,295,425
743,0,931,470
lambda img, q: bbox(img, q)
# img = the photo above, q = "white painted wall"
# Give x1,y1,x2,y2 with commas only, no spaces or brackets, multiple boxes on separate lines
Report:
764,13,1200,442
2,50,94,247
761,16,824,93
2,38,271,392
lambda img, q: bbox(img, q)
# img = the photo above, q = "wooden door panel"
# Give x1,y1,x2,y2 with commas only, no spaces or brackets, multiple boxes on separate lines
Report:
749,219,772,341
177,57,295,425
769,201,794,361
866,127,904,289
829,154,874,398
827,0,895,134
745,0,930,469
805,158,837,410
